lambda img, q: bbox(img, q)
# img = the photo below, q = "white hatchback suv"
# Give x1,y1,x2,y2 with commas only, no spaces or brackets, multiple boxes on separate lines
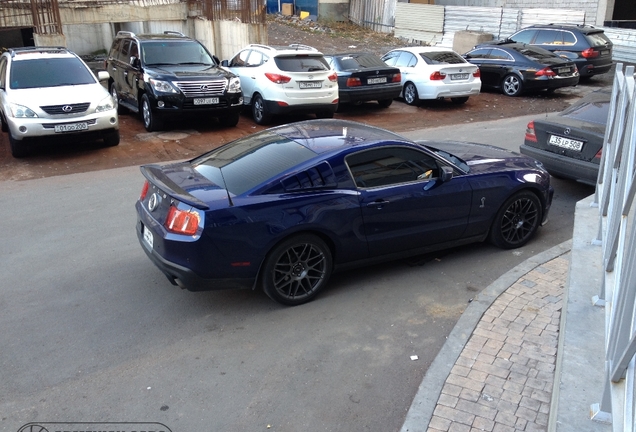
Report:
222,44,339,125
0,47,119,158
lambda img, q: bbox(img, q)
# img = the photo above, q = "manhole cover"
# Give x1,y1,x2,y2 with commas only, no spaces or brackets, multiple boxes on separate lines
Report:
157,132,189,140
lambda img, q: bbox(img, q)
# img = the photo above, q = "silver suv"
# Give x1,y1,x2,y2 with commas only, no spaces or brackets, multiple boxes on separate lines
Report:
0,47,119,158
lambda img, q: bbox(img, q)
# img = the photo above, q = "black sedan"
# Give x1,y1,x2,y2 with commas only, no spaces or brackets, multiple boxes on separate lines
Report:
324,53,402,107
521,88,609,185
463,41,580,96
136,119,553,306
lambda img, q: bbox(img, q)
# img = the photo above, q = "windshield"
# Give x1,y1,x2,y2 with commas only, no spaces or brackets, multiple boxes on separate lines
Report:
10,57,96,89
192,130,317,195
142,41,215,66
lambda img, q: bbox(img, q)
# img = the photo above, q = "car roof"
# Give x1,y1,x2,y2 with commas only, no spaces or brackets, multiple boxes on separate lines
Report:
270,119,410,154
115,31,193,42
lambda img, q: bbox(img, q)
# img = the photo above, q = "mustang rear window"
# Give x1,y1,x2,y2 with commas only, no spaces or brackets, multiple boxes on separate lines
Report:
192,131,317,195
10,58,96,89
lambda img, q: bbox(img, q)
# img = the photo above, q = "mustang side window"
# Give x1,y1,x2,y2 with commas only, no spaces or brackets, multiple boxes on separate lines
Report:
347,147,439,188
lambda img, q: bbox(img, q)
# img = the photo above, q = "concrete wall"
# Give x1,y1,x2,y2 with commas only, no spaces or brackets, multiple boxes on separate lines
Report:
319,0,350,21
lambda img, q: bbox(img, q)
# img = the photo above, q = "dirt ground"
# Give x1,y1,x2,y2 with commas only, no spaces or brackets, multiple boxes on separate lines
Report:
0,16,614,181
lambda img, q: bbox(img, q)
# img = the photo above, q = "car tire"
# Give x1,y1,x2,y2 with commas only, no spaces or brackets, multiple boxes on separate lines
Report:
502,74,523,97
252,94,272,125
141,94,162,132
378,98,393,108
219,112,240,127
8,133,27,158
103,130,120,147
489,191,542,249
315,110,334,119
110,83,127,114
403,82,419,106
0,114,7,133
451,97,469,104
261,234,333,306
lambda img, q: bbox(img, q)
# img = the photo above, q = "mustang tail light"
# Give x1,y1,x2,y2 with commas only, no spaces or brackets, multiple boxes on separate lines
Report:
265,73,291,84
581,48,599,59
328,72,338,82
430,71,447,80
346,77,362,87
140,180,150,200
535,68,556,77
165,205,200,236
392,73,402,82
473,69,481,78
525,121,537,142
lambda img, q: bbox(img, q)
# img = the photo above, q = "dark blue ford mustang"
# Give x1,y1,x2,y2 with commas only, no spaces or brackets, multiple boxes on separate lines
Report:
136,119,553,305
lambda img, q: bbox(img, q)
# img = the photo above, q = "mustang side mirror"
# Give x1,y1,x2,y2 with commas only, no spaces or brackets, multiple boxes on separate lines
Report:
441,166,453,182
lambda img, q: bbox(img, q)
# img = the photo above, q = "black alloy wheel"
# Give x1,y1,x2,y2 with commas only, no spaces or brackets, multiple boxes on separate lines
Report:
489,191,542,249
261,234,333,306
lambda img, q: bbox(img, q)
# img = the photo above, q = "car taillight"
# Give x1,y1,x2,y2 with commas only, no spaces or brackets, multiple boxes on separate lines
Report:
535,68,556,77
328,72,338,82
473,69,480,78
430,71,446,80
140,180,149,200
525,121,537,142
594,148,603,160
392,72,401,82
164,205,200,236
265,73,291,84
346,77,362,87
581,48,599,59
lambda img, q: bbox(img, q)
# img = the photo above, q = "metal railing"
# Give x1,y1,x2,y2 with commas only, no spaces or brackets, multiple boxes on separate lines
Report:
591,62,636,429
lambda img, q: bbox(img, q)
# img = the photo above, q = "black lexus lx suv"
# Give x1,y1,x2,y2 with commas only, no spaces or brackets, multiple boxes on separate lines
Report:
105,31,243,131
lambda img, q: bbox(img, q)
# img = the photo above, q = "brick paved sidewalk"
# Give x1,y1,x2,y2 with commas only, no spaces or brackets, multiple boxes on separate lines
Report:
427,254,570,432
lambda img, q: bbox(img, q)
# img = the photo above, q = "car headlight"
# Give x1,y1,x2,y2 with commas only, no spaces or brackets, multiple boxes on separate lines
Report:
95,95,116,113
228,76,242,93
9,103,38,118
149,78,178,94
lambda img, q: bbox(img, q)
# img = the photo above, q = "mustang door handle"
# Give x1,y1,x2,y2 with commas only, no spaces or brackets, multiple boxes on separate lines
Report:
366,200,390,208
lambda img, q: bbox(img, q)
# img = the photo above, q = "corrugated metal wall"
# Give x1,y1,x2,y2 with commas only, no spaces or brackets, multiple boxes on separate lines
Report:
602,27,636,64
349,0,395,33
394,3,443,45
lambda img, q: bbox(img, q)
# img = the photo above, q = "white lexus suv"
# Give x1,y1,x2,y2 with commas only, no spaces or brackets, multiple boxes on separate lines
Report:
222,44,339,125
0,47,119,158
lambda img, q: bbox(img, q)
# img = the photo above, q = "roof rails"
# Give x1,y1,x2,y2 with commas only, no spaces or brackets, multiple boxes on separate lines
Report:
8,46,69,58
164,31,186,37
287,43,318,52
116,31,135,38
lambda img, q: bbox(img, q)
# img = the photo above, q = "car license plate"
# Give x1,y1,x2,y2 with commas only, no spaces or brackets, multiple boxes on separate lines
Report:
299,81,322,89
368,77,387,84
549,135,583,151
54,122,88,133
451,73,469,80
142,224,154,249
194,97,219,105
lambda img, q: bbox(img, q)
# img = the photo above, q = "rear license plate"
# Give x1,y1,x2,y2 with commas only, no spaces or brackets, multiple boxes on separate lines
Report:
549,135,583,151
142,224,154,249
451,73,469,80
54,122,88,133
194,97,219,105
556,67,570,74
367,77,387,84
299,81,322,89
601,50,610,55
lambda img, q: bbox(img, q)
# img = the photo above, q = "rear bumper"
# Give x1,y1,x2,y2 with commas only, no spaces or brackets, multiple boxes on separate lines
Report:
264,100,338,115
520,143,599,185
338,84,402,104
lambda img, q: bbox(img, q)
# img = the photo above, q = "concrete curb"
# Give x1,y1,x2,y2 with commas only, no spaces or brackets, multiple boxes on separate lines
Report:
400,240,573,432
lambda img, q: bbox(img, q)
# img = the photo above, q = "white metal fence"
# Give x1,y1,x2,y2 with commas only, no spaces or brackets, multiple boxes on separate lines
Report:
591,62,636,429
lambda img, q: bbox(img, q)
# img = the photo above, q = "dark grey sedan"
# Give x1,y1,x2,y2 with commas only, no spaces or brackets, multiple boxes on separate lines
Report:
520,88,609,185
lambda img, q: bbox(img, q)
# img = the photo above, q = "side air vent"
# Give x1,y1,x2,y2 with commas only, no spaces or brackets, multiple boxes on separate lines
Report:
279,161,337,192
